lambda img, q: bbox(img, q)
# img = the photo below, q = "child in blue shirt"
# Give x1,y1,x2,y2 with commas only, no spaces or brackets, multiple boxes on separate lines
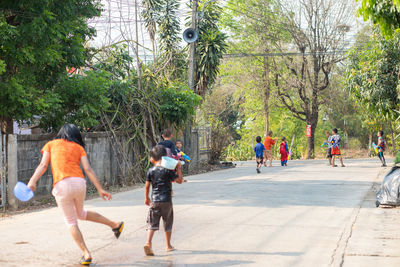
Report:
254,136,265,173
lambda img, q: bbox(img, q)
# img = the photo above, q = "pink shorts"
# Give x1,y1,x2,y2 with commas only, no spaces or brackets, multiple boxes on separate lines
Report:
52,177,87,226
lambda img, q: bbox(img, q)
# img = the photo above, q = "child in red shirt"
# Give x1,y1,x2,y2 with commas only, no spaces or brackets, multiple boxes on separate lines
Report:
280,137,289,166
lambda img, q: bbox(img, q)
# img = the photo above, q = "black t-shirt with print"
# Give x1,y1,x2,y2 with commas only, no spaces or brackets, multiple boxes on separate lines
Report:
146,166,178,202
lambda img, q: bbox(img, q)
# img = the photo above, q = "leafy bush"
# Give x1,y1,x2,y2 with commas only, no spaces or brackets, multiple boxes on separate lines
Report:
223,142,254,161
159,84,202,128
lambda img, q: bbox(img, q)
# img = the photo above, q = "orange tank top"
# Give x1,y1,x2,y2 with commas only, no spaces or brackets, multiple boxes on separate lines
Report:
41,139,87,186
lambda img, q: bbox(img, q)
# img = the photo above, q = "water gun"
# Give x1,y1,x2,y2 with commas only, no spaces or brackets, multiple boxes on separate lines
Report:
179,151,191,162
320,142,328,147
372,142,379,154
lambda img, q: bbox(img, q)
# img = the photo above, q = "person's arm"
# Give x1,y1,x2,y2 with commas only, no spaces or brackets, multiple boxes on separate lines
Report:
80,156,112,201
174,162,183,184
378,137,382,146
27,152,50,191
144,181,151,206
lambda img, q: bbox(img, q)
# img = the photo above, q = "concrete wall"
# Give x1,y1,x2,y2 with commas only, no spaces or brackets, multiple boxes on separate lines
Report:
7,131,210,209
7,132,137,209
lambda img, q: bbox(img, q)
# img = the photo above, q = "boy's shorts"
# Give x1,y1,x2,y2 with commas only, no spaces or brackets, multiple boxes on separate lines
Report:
327,148,332,158
147,201,174,232
256,157,264,164
264,150,273,160
331,147,341,155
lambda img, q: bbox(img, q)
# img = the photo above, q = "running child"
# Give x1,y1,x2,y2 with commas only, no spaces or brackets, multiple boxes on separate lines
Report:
144,145,183,256
280,137,289,166
254,136,265,173
27,124,124,266
377,130,387,167
264,131,278,167
331,128,345,167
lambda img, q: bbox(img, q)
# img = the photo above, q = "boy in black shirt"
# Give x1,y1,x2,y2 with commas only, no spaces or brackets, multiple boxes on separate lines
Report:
144,145,183,256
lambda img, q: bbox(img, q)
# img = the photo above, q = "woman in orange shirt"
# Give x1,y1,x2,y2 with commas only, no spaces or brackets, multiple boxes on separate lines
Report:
28,124,124,266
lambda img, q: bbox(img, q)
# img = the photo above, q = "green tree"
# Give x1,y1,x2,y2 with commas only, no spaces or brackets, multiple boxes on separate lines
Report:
345,28,400,152
0,0,101,132
357,0,400,37
195,2,227,96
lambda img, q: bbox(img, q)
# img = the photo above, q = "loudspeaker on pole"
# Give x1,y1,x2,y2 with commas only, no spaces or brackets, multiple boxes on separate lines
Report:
183,28,198,43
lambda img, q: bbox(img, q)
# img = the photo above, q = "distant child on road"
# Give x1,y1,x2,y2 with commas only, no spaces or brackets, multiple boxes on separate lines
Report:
280,137,289,166
144,145,183,256
377,131,387,167
325,131,333,166
254,136,265,173
331,128,345,167
264,131,278,167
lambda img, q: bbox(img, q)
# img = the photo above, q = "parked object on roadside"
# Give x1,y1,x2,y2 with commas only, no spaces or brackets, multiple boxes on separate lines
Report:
14,181,34,202
376,167,400,207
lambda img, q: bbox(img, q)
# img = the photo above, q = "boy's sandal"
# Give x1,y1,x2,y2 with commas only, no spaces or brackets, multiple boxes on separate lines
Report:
166,247,176,252
144,244,155,256
112,221,124,239
332,165,338,167
80,256,92,266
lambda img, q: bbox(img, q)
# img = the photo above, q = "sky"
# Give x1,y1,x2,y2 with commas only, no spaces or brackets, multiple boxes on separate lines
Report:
87,0,193,62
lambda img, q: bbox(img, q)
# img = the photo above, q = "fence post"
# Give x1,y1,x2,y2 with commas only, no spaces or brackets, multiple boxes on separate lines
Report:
189,128,199,173
7,134,18,210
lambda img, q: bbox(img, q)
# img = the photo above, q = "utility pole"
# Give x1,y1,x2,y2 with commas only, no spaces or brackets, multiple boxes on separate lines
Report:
188,0,198,91
185,0,199,173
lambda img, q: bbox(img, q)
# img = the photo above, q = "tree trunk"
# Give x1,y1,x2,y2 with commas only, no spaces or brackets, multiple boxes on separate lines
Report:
262,55,270,137
389,120,396,155
368,132,372,157
306,118,318,159
0,116,13,134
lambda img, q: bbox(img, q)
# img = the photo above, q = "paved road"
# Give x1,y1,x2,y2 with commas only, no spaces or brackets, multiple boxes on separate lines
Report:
0,159,398,267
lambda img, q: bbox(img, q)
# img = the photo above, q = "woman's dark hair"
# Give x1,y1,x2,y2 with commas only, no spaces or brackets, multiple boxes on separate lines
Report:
282,136,286,141
56,124,85,148
256,136,262,143
379,130,384,136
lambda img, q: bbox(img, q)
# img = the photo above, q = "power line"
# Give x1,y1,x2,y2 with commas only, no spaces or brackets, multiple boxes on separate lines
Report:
223,50,350,58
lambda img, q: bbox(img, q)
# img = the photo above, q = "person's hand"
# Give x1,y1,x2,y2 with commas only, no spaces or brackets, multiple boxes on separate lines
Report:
27,180,37,192
99,189,112,201
176,161,182,169
145,198,151,206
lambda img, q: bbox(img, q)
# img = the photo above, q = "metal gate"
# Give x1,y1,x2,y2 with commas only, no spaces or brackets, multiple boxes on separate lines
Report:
0,132,6,209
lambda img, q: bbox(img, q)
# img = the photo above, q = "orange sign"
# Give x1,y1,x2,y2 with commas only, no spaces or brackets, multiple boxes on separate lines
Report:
306,125,312,137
